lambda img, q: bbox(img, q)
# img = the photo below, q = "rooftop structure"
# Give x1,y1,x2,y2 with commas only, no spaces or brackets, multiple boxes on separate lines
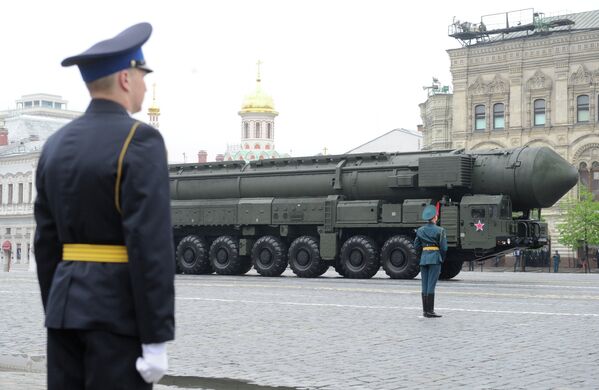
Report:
449,8,577,46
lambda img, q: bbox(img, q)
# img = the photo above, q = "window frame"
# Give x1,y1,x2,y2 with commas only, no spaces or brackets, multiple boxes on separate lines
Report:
533,99,546,126
254,122,261,138
493,103,505,130
577,95,590,123
474,104,486,131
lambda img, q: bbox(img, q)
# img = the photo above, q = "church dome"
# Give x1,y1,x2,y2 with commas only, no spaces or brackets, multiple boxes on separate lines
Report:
240,85,276,113
239,62,278,114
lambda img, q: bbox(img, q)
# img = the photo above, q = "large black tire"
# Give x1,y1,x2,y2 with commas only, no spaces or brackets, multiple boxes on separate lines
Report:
209,236,251,275
252,236,288,277
338,235,380,279
380,235,420,279
289,236,329,278
439,250,466,280
439,260,464,280
176,235,212,274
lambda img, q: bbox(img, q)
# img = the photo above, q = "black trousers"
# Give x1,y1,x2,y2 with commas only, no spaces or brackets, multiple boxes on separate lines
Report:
47,328,151,390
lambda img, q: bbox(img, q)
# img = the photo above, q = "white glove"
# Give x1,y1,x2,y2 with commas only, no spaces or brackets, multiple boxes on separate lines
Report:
136,343,168,384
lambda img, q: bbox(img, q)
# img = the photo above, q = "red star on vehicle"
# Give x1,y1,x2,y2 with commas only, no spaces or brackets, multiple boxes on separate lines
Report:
474,220,485,231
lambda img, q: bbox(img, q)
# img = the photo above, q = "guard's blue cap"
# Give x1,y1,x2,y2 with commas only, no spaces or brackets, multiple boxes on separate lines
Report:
61,23,153,83
422,205,437,221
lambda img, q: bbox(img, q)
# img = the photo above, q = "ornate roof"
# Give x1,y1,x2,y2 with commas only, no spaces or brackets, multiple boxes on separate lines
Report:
239,61,278,114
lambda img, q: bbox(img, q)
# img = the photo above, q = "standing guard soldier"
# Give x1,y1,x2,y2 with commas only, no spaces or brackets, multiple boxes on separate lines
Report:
34,23,175,389
553,250,561,273
414,205,448,318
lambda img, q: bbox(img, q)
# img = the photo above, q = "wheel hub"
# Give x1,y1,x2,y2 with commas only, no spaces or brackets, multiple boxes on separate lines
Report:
259,248,273,265
349,249,364,267
216,248,229,264
183,248,195,264
296,249,310,266
390,249,406,268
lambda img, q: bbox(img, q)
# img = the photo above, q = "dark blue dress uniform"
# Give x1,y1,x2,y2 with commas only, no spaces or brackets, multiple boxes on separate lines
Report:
34,23,174,389
413,205,447,318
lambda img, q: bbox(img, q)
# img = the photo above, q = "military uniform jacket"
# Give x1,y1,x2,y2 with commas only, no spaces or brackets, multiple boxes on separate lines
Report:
34,99,175,344
413,223,448,266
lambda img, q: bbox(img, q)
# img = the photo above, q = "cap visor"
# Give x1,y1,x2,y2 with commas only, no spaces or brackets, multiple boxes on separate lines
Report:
137,64,153,74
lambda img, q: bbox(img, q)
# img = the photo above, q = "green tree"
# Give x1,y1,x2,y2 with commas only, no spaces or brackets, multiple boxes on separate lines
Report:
557,187,599,262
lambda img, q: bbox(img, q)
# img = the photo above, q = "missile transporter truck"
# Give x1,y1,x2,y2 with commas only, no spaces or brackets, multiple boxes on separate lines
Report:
169,146,578,280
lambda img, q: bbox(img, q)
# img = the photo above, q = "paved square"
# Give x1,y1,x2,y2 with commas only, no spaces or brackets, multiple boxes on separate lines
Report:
1,269,598,389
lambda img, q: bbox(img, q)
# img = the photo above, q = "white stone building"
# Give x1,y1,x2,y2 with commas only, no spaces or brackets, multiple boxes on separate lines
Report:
419,9,599,258
0,94,81,271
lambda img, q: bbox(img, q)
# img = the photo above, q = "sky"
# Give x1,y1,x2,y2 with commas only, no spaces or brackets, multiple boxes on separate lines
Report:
1,0,597,163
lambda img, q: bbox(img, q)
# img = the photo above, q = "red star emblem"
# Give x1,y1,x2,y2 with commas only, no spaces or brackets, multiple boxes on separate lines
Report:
474,220,485,231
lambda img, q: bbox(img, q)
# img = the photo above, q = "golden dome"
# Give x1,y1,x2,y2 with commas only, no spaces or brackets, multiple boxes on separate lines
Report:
148,83,160,115
239,61,278,115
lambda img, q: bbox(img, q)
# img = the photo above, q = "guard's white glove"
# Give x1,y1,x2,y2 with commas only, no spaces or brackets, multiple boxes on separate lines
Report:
136,343,168,384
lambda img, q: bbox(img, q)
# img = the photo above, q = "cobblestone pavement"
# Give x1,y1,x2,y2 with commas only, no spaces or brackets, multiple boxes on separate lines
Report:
1,268,598,389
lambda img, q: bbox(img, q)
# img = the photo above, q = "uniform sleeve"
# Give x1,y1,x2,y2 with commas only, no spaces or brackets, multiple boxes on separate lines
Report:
413,229,422,253
119,125,175,344
33,150,62,310
439,228,448,262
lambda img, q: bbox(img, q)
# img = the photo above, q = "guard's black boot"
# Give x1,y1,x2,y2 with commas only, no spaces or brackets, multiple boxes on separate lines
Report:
427,294,441,318
421,294,428,317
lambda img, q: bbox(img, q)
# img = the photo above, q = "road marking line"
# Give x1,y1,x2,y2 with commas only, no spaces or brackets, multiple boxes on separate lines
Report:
177,297,599,317
175,283,599,300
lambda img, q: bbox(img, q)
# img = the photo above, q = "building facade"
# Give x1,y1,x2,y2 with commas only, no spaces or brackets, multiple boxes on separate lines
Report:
419,9,599,256
0,94,81,270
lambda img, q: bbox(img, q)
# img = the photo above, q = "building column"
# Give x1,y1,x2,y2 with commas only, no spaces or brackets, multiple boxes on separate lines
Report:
509,65,523,129
29,162,37,272
554,62,570,125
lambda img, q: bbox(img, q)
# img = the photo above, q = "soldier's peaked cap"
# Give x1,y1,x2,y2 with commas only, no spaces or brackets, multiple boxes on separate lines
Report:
61,22,153,83
422,205,437,221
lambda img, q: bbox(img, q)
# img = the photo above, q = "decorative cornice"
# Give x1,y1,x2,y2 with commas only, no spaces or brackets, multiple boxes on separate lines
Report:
526,70,552,91
569,65,592,85
573,143,599,162
488,74,508,94
468,74,509,95
469,76,487,95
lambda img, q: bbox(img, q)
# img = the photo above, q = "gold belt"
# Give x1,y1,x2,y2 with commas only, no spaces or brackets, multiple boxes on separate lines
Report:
422,246,439,251
63,244,128,263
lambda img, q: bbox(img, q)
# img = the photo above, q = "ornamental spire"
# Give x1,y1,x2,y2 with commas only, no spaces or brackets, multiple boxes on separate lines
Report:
256,59,262,83
147,82,160,129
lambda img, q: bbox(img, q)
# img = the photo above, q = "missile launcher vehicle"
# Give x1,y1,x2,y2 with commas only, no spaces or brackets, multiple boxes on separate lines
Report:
169,146,578,280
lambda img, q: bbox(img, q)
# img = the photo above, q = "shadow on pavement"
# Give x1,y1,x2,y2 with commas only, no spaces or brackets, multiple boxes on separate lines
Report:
159,375,298,389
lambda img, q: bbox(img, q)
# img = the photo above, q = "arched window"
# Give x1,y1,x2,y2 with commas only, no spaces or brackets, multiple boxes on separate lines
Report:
244,143,250,149
493,103,504,129
249,154,255,160
254,144,261,149
265,144,271,150
577,95,589,122
267,123,272,138
259,155,264,160
592,161,599,201
578,158,599,201
244,122,249,138
474,105,486,130
534,99,545,126
254,122,261,138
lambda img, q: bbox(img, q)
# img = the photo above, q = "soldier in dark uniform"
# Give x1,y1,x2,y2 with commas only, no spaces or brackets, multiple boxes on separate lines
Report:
34,23,175,389
414,205,448,318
